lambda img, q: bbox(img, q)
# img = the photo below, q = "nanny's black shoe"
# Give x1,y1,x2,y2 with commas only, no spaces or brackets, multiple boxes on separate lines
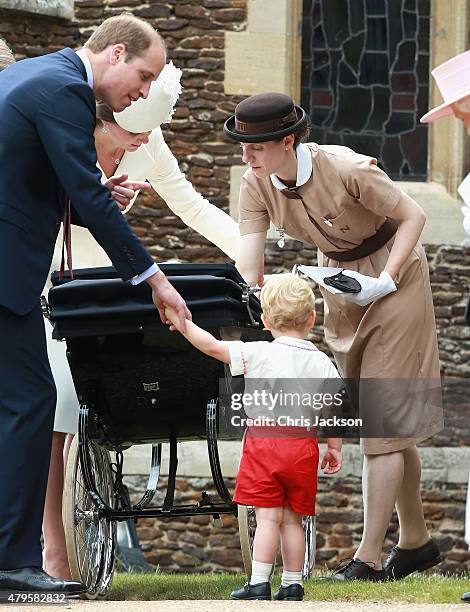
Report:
384,538,441,580
230,581,271,600
273,583,304,601
0,568,85,597
330,558,385,582
461,591,470,603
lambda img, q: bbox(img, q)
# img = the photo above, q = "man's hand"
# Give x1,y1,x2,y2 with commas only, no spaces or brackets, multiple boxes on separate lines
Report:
105,173,151,211
147,271,192,332
321,448,342,474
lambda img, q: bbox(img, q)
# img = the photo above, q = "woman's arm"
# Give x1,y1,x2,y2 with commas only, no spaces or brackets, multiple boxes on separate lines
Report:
143,129,241,260
384,192,426,281
340,156,425,282
236,232,267,286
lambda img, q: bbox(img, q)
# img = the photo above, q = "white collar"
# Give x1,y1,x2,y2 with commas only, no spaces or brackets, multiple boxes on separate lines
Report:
75,49,94,89
273,336,317,350
270,143,312,190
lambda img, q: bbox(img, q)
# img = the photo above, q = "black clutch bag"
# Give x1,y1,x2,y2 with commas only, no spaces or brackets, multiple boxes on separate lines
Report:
323,270,362,294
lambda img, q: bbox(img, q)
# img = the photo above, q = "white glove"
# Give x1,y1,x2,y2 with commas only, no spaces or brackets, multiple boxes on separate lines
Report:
462,205,470,235
341,270,397,307
294,265,397,306
458,173,470,235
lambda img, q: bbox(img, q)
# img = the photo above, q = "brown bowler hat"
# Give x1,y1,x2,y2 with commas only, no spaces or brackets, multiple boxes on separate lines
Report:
224,92,307,143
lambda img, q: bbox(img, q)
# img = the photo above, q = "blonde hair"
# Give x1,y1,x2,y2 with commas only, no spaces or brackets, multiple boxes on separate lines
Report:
85,13,166,62
260,274,315,332
0,38,15,71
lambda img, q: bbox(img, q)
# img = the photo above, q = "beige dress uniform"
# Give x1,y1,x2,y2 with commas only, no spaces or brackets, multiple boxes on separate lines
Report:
238,143,443,454
45,127,241,434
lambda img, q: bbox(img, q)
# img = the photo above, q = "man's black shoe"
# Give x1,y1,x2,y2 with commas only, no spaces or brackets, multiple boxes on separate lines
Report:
461,591,470,603
230,581,271,600
273,583,304,601
384,538,441,580
0,568,85,598
330,558,385,581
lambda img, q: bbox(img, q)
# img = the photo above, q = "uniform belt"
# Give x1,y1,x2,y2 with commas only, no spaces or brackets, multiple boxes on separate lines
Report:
323,218,398,262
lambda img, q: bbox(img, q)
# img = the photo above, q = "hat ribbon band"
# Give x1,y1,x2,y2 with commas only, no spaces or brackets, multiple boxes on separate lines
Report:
235,110,298,135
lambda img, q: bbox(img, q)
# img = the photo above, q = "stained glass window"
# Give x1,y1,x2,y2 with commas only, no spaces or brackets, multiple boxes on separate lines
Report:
301,0,431,180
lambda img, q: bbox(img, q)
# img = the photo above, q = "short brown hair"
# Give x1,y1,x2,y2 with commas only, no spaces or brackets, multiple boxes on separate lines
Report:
260,274,315,332
85,13,166,62
0,38,15,71
96,101,116,125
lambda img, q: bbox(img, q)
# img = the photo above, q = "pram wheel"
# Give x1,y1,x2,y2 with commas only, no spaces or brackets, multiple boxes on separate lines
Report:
238,506,316,580
63,434,116,599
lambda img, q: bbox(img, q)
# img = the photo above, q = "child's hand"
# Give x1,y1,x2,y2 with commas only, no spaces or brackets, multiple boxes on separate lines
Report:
164,306,185,333
321,448,342,474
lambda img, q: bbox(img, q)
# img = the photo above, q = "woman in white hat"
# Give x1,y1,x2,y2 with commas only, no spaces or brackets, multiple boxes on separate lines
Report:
420,49,470,129
421,49,470,603
42,62,240,579
420,50,470,238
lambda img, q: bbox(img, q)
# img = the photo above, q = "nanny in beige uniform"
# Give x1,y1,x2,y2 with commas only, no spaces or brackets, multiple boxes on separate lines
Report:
225,93,443,581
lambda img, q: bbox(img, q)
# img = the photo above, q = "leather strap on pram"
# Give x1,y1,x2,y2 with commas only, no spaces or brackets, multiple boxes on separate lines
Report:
59,197,73,280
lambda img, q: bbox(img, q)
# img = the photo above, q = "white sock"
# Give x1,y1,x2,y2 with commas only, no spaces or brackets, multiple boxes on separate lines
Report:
281,569,303,587
250,560,273,585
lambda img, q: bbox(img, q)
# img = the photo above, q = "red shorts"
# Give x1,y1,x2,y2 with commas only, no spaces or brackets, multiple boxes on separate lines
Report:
233,433,319,516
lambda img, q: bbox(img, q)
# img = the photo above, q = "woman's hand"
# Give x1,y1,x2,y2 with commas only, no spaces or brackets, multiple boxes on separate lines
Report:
105,173,151,211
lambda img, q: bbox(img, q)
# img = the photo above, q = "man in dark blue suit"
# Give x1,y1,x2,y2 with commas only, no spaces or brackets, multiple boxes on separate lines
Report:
0,14,190,594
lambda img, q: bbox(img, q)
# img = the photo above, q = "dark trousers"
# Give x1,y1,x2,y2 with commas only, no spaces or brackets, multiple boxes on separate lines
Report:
0,303,56,569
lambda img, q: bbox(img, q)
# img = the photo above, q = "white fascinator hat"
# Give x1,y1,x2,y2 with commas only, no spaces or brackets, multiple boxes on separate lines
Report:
114,61,182,132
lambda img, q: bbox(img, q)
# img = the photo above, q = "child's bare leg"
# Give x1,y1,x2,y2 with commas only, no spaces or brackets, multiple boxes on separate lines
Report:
43,431,72,580
252,506,283,562
279,507,305,589
250,506,283,585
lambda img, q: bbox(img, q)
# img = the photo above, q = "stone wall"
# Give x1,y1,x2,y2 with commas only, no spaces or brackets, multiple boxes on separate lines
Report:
126,473,470,575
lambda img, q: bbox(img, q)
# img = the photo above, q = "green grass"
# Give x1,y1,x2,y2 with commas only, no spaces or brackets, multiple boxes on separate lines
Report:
108,572,470,603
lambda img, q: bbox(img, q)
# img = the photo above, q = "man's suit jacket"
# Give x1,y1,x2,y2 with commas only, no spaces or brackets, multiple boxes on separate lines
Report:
0,48,154,315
